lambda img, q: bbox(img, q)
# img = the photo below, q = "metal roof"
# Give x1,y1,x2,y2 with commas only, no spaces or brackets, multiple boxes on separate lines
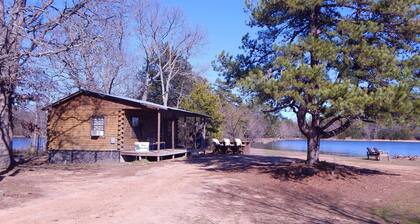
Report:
44,89,210,118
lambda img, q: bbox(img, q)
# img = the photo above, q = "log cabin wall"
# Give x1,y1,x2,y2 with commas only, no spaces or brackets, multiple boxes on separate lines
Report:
117,110,125,151
47,94,182,152
47,94,136,151
45,90,209,163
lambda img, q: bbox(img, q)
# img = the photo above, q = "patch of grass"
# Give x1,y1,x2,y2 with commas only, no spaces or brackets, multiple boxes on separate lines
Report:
372,206,420,224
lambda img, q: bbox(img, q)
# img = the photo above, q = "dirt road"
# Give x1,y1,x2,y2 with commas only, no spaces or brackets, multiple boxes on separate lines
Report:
1,149,420,223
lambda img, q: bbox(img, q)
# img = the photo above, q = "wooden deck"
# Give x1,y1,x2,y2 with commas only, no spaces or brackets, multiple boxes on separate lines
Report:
120,149,189,162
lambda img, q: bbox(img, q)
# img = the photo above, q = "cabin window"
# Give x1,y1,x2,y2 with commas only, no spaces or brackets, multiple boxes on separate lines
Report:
91,116,105,135
131,116,141,139
131,116,139,127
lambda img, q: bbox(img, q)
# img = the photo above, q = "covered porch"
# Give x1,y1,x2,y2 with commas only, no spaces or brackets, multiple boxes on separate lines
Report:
118,106,209,162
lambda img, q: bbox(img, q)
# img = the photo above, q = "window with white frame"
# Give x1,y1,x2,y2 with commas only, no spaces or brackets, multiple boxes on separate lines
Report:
91,116,105,136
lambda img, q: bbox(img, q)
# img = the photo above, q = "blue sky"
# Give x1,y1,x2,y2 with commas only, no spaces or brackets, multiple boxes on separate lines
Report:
161,0,250,83
159,1,296,120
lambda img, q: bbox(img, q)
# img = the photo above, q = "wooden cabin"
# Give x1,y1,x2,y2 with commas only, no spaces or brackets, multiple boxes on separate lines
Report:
44,89,209,163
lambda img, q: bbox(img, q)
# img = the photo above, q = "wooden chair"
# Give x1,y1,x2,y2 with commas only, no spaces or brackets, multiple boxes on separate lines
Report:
222,138,233,154
373,147,390,161
233,138,245,154
212,138,223,154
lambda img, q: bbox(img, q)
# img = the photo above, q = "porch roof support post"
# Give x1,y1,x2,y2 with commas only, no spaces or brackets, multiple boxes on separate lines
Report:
157,110,161,151
194,117,197,149
203,118,207,154
184,116,187,148
203,119,206,144
171,118,175,149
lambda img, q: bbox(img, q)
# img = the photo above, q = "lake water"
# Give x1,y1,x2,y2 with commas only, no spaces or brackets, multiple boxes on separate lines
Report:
11,137,420,157
12,137,46,151
254,139,420,157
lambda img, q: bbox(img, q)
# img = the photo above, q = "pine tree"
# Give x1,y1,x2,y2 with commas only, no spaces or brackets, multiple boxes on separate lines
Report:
215,0,419,164
180,81,224,138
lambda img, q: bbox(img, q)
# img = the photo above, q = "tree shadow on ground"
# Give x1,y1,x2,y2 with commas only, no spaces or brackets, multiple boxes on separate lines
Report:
199,180,383,223
0,155,93,182
185,153,398,181
0,155,40,181
185,154,401,223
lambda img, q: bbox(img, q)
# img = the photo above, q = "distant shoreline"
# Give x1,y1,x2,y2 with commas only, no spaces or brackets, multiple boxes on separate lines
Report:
256,137,420,143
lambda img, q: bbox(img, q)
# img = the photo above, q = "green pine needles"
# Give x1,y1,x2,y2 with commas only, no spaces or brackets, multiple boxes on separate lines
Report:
215,0,419,164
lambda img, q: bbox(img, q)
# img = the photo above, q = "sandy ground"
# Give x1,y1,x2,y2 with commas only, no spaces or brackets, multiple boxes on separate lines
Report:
1,148,420,224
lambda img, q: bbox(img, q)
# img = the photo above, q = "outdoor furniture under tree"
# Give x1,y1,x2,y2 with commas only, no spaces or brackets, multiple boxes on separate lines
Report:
212,138,223,153
232,138,245,154
373,147,390,161
222,138,233,154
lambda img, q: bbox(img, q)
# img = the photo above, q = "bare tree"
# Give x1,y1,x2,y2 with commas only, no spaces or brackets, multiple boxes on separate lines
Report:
222,104,268,140
144,57,200,107
19,68,58,154
0,0,93,171
276,119,302,139
48,1,128,94
133,0,204,106
172,70,200,108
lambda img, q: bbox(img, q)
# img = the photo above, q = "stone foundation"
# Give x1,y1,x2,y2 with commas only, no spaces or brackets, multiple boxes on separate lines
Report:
48,150,120,164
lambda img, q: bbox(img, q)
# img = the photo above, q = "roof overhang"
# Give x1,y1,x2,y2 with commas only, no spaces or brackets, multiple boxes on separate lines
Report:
43,89,211,119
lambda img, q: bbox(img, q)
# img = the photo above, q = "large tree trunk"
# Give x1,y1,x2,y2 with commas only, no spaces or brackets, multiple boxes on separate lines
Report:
0,89,14,171
296,109,321,165
30,104,40,155
306,135,320,165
